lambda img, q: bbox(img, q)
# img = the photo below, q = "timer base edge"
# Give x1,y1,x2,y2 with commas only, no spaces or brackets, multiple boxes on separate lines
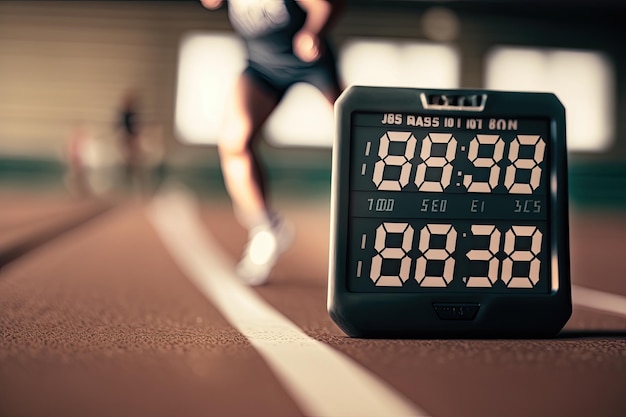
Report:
328,293,572,339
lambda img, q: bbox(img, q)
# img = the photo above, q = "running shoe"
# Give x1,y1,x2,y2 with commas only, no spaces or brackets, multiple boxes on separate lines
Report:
236,215,294,286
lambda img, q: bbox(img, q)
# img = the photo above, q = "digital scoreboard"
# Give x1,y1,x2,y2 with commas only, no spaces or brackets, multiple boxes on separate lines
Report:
328,86,571,338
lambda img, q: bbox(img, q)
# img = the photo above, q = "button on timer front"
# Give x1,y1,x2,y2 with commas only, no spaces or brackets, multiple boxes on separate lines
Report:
433,303,480,320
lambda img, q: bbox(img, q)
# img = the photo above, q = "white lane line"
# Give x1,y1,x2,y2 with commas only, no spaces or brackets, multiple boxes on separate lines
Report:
572,285,626,317
148,186,428,417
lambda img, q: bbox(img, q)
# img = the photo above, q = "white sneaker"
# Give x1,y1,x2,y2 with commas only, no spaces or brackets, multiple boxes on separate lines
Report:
236,215,294,286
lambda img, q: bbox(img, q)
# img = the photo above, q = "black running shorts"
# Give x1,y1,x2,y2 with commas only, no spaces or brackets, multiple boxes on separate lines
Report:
243,47,341,100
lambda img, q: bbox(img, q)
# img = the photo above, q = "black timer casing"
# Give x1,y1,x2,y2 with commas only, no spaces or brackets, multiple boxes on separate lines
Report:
328,86,572,338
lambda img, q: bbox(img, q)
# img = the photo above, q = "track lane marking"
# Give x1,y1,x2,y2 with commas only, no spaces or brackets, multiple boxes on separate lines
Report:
148,186,428,417
572,285,626,317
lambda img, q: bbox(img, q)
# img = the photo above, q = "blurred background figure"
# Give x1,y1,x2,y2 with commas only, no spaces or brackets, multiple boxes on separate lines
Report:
116,89,144,193
199,0,345,286
63,121,93,197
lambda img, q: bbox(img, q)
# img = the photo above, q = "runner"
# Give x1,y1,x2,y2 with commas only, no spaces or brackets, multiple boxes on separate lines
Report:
200,0,345,285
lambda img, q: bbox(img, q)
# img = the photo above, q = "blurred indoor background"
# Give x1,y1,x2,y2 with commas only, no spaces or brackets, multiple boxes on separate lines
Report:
0,0,624,209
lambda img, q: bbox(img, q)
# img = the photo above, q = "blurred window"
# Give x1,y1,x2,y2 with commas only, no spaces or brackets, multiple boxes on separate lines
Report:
485,47,615,153
339,38,460,89
175,32,246,145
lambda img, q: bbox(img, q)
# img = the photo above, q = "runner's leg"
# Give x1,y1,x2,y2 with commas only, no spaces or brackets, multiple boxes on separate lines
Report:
218,72,280,228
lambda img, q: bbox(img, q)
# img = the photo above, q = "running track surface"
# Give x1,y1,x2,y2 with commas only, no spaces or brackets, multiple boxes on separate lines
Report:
1,186,625,417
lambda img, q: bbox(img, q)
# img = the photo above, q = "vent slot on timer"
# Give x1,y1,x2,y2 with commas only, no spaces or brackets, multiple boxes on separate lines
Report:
421,93,487,111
